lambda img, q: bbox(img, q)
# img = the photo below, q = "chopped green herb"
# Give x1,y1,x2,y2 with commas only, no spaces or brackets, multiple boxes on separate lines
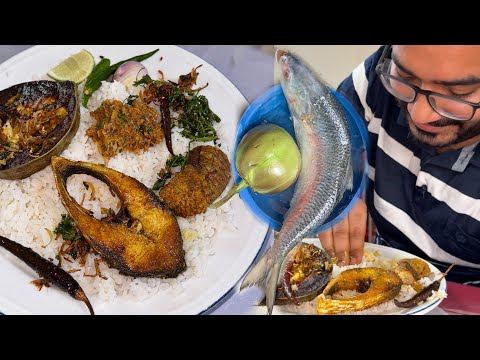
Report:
133,74,154,87
168,86,188,110
0,153,7,160
152,171,172,190
152,153,189,190
125,95,139,105
166,153,189,169
54,214,81,242
135,66,221,145
177,95,220,142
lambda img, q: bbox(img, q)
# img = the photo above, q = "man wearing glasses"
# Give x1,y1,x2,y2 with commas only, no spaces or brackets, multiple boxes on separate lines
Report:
319,45,480,285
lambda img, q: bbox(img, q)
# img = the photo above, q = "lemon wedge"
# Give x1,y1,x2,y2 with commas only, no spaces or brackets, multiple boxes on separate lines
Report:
47,49,95,84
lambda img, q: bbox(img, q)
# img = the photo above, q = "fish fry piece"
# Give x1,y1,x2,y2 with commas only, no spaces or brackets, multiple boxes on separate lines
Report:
317,267,402,314
394,258,431,292
51,156,186,278
159,145,231,218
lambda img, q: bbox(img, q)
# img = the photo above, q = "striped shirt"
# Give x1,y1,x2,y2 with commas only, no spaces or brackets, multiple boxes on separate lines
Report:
337,46,480,285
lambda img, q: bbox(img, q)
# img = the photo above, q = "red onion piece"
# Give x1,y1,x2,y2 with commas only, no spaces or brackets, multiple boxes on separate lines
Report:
113,61,148,88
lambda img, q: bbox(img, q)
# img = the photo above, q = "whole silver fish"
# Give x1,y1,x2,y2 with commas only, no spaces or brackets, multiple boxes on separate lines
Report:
240,50,353,314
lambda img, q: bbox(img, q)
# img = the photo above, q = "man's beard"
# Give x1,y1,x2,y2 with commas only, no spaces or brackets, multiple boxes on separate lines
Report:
398,100,480,148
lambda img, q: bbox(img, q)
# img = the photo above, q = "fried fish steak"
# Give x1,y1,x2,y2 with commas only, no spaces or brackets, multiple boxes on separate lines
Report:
51,156,186,278
159,145,231,218
394,258,431,292
317,267,402,314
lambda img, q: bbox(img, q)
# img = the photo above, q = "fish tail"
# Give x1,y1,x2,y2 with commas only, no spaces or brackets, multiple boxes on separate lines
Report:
265,263,281,315
240,252,281,314
240,254,270,290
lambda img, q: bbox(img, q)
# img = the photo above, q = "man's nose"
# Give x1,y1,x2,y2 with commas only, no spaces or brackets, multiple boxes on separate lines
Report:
407,93,440,124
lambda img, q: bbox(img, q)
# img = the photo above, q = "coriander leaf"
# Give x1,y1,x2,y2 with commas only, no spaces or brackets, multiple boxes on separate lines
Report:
133,74,154,87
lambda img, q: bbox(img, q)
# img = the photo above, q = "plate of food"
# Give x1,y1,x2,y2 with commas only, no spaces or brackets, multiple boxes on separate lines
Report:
0,45,269,314
247,240,448,315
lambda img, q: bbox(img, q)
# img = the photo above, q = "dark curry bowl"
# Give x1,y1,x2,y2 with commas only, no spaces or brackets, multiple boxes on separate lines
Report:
0,80,79,180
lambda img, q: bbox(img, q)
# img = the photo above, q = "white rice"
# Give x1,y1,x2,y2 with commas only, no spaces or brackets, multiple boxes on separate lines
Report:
280,250,447,315
0,80,235,307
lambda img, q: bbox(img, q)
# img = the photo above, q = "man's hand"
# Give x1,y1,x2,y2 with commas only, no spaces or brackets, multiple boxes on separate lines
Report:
318,198,367,266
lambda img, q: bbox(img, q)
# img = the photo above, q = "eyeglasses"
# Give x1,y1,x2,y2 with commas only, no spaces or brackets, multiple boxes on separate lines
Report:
375,45,480,121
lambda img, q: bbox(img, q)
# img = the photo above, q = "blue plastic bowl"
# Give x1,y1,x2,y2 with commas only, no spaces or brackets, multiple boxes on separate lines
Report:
233,84,369,236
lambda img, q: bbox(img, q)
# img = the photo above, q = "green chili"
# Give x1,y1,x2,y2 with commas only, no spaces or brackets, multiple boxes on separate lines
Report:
84,58,111,94
82,49,159,108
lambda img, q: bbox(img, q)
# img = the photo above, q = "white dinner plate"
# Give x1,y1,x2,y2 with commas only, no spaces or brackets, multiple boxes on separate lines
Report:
0,45,269,314
247,240,447,315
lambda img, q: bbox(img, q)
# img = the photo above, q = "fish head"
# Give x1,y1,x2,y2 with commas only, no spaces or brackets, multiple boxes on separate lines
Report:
276,49,326,125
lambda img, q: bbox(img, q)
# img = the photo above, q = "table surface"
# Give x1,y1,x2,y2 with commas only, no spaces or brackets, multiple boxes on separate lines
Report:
0,45,475,316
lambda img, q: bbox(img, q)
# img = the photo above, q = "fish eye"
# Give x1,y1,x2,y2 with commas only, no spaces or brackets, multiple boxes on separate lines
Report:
283,68,290,80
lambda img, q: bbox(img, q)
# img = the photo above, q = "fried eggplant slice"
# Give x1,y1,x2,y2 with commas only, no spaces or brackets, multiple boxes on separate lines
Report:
0,80,79,179
260,243,333,305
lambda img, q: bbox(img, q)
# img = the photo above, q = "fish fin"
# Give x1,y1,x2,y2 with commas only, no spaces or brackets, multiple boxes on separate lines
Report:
240,253,281,315
265,263,281,315
240,254,269,290
345,157,354,192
